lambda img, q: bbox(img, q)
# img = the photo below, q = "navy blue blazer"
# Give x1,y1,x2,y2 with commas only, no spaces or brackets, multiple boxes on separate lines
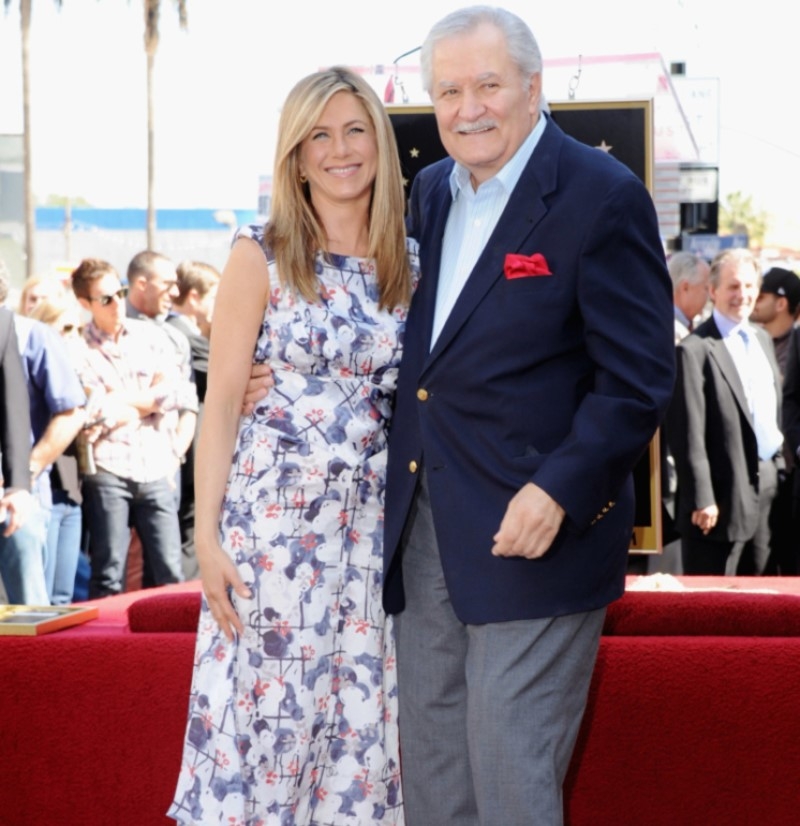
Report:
383,118,675,623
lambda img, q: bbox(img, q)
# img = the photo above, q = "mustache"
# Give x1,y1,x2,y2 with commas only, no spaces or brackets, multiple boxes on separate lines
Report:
453,119,497,134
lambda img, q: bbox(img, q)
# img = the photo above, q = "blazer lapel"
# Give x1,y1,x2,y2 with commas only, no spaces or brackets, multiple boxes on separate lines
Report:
426,118,561,365
413,169,453,363
705,322,752,425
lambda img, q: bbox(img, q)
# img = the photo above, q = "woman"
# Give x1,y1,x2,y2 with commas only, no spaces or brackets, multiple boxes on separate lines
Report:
169,67,418,825
18,274,65,318
29,295,87,604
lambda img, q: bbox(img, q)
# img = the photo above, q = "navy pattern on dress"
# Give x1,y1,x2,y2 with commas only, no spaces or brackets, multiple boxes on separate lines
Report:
169,225,419,825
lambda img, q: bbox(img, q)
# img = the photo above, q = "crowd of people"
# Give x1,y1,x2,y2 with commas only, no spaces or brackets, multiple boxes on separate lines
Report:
0,251,220,606
655,249,800,579
0,4,793,825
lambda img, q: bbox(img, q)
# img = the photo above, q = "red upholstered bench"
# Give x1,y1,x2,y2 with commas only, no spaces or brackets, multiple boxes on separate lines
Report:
604,587,800,635
127,589,202,633
3,580,800,826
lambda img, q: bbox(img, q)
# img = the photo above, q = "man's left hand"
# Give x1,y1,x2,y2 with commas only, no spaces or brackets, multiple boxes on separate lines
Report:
492,482,565,559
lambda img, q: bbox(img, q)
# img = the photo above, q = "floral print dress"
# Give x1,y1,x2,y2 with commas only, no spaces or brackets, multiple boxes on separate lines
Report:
169,225,419,826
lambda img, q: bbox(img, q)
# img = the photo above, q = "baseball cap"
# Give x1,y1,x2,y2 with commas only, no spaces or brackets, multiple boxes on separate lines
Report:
760,267,800,314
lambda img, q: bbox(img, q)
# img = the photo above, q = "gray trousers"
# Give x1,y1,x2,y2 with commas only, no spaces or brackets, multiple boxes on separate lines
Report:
395,475,605,826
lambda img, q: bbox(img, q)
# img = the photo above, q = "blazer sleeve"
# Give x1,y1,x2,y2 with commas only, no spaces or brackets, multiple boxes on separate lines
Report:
667,338,715,511
532,174,676,527
0,310,32,491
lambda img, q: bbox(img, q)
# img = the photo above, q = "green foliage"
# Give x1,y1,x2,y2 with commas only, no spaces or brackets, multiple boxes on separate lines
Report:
719,191,770,247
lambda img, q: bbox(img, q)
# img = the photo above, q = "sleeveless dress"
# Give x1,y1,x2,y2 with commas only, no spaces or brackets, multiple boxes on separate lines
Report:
169,225,419,826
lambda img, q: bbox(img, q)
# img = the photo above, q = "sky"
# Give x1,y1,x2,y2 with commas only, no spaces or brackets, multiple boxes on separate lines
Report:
1,0,799,244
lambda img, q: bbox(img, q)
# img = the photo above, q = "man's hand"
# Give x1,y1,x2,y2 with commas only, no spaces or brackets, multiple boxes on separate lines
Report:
243,363,273,415
691,504,718,535
0,489,32,537
492,482,565,559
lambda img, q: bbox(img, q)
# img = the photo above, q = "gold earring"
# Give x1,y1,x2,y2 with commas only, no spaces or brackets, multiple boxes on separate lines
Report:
299,172,308,183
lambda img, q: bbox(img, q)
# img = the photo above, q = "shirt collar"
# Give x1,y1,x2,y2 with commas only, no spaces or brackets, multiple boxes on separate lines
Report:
712,308,753,339
85,318,129,345
674,305,691,328
449,111,548,199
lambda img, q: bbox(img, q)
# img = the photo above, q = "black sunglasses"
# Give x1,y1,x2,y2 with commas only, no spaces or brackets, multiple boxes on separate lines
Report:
88,287,128,307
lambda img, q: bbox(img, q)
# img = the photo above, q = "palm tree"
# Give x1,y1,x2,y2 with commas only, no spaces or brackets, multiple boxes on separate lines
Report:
143,0,188,248
3,0,62,278
719,190,770,248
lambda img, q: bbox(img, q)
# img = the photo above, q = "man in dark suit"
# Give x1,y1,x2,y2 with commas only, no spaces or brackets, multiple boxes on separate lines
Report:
382,8,674,825
668,248,783,576
781,319,800,572
0,306,33,556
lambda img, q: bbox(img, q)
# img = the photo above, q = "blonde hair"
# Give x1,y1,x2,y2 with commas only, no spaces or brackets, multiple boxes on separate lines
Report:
30,294,84,333
18,274,65,316
265,66,411,310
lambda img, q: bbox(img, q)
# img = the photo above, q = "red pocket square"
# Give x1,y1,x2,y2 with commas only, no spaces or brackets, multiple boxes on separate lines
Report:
504,253,552,279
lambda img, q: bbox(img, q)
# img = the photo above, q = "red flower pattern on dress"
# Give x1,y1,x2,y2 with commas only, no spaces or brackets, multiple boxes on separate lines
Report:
170,226,411,824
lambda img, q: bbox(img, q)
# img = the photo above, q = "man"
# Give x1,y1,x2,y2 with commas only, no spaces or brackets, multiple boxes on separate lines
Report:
0,263,86,605
750,266,800,376
165,260,220,578
71,258,185,597
668,248,783,577
126,250,198,469
166,259,218,412
381,8,674,826
126,250,198,582
0,305,34,594
669,251,710,343
651,251,711,575
759,266,800,573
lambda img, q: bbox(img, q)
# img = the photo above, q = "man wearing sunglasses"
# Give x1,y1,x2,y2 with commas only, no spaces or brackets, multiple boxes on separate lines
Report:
71,258,185,598
126,250,199,583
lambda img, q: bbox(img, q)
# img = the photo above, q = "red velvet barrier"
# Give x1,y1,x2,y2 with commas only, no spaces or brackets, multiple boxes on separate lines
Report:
566,636,800,826
0,631,194,825
605,589,800,636
128,590,202,633
2,581,800,825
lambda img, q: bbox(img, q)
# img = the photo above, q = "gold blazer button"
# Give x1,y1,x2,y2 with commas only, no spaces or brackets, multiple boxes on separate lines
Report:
409,460,419,473
416,388,429,401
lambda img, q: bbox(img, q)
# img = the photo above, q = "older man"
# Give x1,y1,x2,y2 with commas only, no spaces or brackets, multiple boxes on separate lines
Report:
669,251,711,342
382,7,674,826
668,248,782,577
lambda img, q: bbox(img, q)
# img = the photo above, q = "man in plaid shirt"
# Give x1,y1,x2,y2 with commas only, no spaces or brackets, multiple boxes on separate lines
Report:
71,258,190,598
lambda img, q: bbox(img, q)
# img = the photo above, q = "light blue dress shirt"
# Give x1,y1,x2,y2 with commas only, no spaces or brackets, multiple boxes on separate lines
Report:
430,113,548,347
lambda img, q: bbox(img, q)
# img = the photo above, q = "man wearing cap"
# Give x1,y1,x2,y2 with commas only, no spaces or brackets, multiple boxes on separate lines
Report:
668,248,783,576
751,266,800,573
751,266,800,376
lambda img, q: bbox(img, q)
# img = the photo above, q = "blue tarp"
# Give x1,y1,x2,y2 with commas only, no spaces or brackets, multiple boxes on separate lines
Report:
36,207,259,231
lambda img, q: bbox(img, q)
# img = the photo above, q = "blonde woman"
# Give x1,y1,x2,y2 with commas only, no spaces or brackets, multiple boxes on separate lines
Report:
169,67,418,825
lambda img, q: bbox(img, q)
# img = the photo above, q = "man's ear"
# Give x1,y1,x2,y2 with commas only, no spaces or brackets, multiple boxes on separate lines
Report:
528,73,543,116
